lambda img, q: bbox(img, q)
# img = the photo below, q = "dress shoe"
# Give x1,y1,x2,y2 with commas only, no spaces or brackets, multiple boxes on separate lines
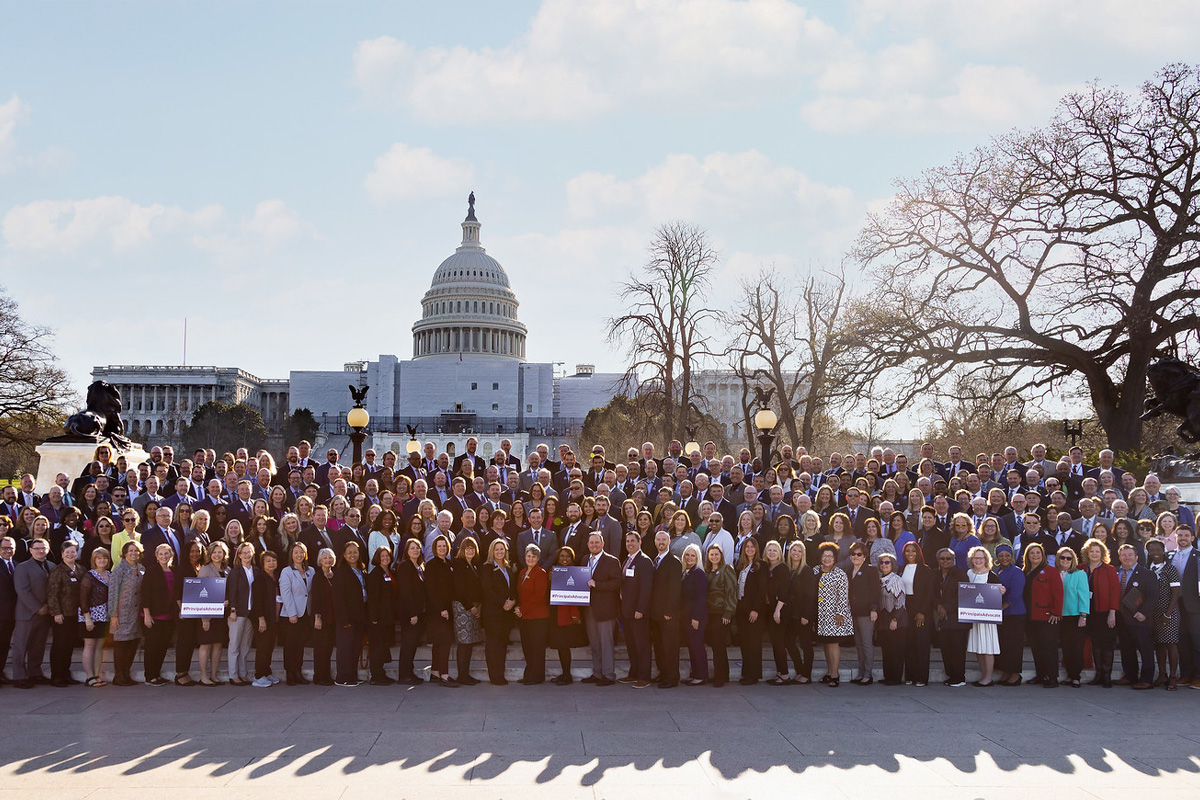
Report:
657,680,678,689
490,678,510,686
1132,682,1153,690
314,678,335,686
1113,677,1133,685
738,677,757,685
458,675,480,685
369,677,394,686
436,676,460,688
293,674,311,685
13,680,33,689
400,676,422,685
711,679,725,688
553,674,573,685
595,677,615,686
581,674,599,683
857,676,874,686
66,677,82,685
617,676,637,684
632,680,652,688
50,679,69,688
286,677,298,686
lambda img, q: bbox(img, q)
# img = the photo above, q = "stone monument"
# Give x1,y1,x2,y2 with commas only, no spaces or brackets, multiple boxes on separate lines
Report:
35,380,150,489
1142,358,1200,512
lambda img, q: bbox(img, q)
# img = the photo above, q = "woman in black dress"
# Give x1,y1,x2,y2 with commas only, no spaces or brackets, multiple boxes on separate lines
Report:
309,546,337,686
250,550,280,687
424,534,458,687
331,540,367,686
451,537,484,685
784,540,815,684
394,538,427,685
735,536,768,685
366,544,398,685
480,538,517,685
548,546,588,684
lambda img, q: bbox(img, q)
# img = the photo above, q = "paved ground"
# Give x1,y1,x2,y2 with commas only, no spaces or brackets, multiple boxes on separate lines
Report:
2,681,1198,799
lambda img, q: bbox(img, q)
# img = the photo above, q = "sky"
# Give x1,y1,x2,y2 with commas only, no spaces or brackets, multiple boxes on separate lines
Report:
1,0,1196,435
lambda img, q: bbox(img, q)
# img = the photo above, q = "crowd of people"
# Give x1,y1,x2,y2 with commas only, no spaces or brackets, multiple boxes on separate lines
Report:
1,435,1197,692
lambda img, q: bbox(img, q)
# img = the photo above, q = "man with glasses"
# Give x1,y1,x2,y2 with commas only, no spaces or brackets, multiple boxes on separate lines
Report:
11,538,52,688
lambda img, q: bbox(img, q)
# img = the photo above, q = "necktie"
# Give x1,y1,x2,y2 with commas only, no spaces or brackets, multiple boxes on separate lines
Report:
589,555,597,575
1120,569,1129,590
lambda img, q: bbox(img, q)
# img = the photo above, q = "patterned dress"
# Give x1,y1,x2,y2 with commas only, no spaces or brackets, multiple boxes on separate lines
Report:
815,567,854,644
1148,561,1181,645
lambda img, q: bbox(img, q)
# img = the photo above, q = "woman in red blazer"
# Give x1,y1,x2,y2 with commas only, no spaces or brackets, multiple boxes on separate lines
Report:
1022,543,1064,687
1084,537,1120,688
515,543,550,685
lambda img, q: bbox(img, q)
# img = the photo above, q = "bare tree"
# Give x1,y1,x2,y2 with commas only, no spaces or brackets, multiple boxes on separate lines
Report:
726,264,863,451
609,222,720,443
855,64,1200,453
0,288,75,478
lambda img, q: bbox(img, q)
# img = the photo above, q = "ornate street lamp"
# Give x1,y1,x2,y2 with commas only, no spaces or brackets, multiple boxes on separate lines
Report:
754,407,778,474
347,385,371,466
405,424,421,455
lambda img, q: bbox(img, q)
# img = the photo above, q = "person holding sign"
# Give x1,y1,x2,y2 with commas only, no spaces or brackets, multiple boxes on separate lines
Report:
548,546,588,685
195,541,229,686
935,549,970,687
582,532,622,686
964,546,1002,687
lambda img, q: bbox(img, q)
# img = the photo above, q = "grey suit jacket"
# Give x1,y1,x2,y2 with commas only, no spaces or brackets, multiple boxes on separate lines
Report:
591,515,623,558
14,558,51,621
516,528,558,570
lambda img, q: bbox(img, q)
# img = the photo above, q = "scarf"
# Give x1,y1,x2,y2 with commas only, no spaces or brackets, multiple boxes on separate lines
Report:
879,571,906,612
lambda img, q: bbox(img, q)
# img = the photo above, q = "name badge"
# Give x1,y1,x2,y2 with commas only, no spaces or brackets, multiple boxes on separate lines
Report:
625,568,635,577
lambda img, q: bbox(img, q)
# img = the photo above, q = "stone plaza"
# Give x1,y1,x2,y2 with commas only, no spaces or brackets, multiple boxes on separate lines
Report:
3,679,1197,799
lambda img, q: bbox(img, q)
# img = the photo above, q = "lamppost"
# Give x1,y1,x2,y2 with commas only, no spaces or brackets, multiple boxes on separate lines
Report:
1062,419,1084,448
347,394,371,467
754,407,778,474
405,424,421,455
684,425,700,459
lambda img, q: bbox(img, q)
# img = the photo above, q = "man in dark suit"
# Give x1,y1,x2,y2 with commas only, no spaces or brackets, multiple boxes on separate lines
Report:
582,453,609,492
582,532,622,685
10,538,52,687
227,481,256,531
497,439,521,474
590,496,623,557
1049,512,1087,562
142,507,185,574
299,507,338,558
1172,528,1200,688
1114,543,1158,689
516,508,557,570
195,479,228,516
649,531,682,688
314,449,342,486
558,503,592,562
453,438,486,478
0,486,21,525
160,477,195,513
334,507,369,556
707,483,737,530
442,478,471,532
618,530,654,687
0,537,17,682
840,489,878,538
938,446,976,481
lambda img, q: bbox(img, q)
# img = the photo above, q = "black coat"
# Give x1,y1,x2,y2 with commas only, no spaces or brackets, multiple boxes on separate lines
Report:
736,562,768,621
786,565,816,624
480,562,516,633
648,552,682,621
331,563,367,627
451,559,482,608
367,566,398,626
394,559,426,623
903,562,937,620
250,569,279,625
846,564,881,617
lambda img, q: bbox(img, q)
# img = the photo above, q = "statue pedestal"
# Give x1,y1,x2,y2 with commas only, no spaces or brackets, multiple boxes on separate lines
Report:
35,441,151,490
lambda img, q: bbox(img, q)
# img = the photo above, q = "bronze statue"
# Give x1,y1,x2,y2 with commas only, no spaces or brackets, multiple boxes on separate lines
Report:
753,385,776,409
56,380,132,450
349,384,370,407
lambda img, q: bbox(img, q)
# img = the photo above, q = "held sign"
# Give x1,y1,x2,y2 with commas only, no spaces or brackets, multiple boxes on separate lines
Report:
957,581,1002,624
550,566,592,606
180,576,227,618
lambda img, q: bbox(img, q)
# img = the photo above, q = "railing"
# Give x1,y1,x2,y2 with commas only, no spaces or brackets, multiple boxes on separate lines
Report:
316,414,586,437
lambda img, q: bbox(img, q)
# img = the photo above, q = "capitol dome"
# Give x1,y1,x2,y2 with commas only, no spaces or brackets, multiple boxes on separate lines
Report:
412,195,528,361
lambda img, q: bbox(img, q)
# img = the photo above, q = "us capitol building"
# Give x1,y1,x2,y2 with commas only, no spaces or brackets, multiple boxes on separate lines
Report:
94,198,633,459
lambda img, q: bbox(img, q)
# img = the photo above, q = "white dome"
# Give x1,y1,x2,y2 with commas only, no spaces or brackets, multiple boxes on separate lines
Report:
411,196,527,361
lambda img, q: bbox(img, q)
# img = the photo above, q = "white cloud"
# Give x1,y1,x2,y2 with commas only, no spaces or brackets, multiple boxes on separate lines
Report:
566,149,859,232
352,0,845,123
3,196,315,258
852,0,1200,55
363,142,475,203
802,42,1071,134
0,94,29,167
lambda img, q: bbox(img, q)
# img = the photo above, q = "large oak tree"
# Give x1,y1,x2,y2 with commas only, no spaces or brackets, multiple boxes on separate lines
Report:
855,63,1200,453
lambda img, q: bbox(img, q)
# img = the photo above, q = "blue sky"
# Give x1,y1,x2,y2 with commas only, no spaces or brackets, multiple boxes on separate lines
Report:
1,0,1194,434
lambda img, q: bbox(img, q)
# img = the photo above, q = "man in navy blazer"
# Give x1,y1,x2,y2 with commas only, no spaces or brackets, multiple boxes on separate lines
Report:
1172,527,1200,688
649,531,683,688
516,508,557,570
619,531,654,687
1114,544,1158,689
